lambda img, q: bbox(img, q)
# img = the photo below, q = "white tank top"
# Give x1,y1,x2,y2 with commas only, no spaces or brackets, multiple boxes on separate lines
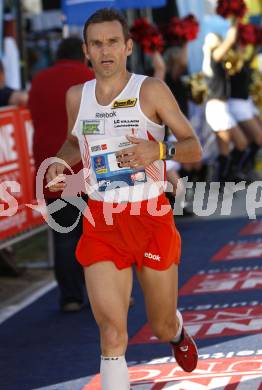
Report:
72,73,166,202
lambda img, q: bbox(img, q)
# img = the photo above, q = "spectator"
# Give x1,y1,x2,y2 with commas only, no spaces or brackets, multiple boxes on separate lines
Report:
0,60,28,107
202,28,249,183
29,37,94,312
228,53,262,180
146,51,186,212
164,45,189,117
164,45,205,210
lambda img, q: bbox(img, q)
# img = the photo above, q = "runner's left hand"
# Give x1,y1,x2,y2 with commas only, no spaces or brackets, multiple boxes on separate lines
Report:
116,135,160,170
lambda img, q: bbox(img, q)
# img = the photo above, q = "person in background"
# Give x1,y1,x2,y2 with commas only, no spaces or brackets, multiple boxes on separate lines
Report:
29,37,94,312
149,51,166,80
228,50,262,180
147,50,187,213
0,60,28,107
203,27,249,183
164,45,189,118
164,46,205,212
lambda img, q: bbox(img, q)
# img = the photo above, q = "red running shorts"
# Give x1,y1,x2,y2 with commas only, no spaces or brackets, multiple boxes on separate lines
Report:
76,193,181,270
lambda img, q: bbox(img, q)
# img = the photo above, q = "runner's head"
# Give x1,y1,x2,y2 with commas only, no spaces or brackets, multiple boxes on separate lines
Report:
82,8,133,77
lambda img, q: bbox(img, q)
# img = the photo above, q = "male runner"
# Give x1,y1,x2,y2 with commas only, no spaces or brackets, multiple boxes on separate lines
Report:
46,8,202,390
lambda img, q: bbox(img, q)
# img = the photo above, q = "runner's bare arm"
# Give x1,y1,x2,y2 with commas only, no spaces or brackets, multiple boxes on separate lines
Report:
117,77,202,169
46,84,83,191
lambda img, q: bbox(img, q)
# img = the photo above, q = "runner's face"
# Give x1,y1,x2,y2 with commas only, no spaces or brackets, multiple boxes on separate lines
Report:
84,20,132,78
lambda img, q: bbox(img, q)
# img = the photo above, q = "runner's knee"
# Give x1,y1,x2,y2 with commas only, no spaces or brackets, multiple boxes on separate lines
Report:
100,322,128,353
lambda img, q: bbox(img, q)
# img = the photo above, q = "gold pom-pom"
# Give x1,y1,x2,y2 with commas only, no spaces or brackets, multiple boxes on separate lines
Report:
223,49,245,76
185,72,208,104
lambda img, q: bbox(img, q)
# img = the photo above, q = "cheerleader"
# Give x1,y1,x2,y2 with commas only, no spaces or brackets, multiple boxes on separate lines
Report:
228,52,262,178
203,26,249,182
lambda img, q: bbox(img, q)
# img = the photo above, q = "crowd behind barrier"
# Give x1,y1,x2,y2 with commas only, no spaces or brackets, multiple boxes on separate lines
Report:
0,105,46,249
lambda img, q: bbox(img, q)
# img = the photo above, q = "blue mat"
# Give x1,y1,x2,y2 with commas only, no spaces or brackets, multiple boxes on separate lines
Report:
1,217,261,390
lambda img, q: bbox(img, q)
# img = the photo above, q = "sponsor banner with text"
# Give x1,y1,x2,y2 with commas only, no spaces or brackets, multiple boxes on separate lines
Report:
17,108,46,226
84,356,262,389
212,240,262,261
129,305,262,344
239,220,262,236
0,107,45,241
0,107,31,239
179,270,262,295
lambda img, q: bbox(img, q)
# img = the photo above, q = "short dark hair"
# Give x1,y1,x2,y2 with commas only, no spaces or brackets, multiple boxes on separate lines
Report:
83,8,130,43
56,37,84,61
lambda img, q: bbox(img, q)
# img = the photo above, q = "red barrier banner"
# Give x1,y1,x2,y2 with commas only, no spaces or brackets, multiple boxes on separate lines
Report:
0,107,32,240
0,106,46,242
17,108,46,226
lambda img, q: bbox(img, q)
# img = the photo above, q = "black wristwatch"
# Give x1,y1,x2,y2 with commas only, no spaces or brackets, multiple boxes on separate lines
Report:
164,141,176,160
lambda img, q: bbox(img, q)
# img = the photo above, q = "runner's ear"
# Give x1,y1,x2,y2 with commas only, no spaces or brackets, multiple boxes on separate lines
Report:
126,38,133,57
82,43,90,60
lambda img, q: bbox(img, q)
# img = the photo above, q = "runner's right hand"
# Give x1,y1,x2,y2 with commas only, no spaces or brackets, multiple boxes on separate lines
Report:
45,162,66,192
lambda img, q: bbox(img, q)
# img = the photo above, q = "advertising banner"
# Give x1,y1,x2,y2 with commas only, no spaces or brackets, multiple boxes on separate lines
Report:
0,107,46,242
0,107,31,240
17,108,46,227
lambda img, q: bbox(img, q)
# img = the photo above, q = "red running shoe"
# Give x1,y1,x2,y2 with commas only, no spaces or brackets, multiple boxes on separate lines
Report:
171,327,198,372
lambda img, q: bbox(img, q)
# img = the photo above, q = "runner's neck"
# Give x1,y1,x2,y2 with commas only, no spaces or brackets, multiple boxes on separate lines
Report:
95,71,132,106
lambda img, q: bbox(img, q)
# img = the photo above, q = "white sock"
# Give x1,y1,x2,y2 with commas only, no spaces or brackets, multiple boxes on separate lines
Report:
171,309,183,343
100,355,130,390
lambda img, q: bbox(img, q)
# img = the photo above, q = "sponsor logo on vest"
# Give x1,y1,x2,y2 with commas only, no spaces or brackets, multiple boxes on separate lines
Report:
94,155,107,174
112,98,137,109
131,172,146,183
82,120,103,134
144,252,161,261
91,144,108,152
95,111,116,118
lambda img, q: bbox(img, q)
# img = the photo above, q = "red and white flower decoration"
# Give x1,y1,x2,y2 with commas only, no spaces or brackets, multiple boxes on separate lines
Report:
216,0,247,19
164,14,199,46
130,18,165,53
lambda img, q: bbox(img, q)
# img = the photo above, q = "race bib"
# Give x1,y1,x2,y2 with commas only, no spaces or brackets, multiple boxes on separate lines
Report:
89,136,147,192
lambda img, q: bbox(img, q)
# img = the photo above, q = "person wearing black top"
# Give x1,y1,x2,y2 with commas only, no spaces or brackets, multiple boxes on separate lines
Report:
203,28,249,182
228,60,262,177
164,45,207,202
147,49,187,211
164,46,189,118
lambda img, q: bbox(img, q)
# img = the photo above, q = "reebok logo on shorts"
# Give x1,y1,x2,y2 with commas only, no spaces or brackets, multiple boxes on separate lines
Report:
144,252,161,261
